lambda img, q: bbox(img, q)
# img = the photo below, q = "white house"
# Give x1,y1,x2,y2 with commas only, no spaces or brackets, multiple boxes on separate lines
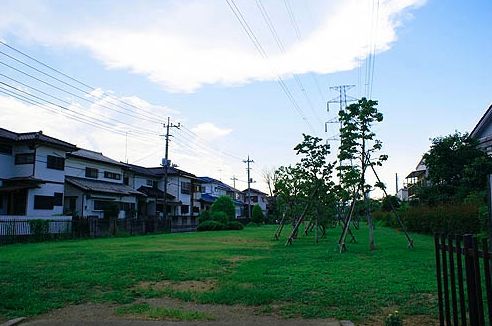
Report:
199,176,244,218
64,149,143,219
470,103,492,155
145,166,202,228
243,188,268,215
0,128,76,218
124,163,179,218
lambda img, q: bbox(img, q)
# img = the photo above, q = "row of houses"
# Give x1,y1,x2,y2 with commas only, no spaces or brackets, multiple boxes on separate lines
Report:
0,127,269,228
398,103,492,201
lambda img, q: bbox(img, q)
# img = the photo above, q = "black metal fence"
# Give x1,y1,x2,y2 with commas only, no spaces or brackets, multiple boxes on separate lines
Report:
0,217,197,245
435,234,492,326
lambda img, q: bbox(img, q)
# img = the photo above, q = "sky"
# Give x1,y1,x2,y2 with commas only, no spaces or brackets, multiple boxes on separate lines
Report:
0,0,491,195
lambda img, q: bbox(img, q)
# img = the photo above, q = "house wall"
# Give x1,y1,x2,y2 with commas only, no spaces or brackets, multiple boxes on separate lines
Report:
0,146,14,179
165,175,201,216
65,157,124,183
12,145,35,178
27,183,65,217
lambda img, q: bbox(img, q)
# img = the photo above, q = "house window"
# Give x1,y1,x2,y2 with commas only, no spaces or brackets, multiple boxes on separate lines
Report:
85,167,98,179
251,196,258,203
181,182,191,195
123,176,129,185
53,192,63,206
104,171,121,180
193,206,200,213
181,205,189,214
34,195,54,210
0,144,12,155
15,153,34,165
147,179,158,188
94,200,113,211
47,155,65,170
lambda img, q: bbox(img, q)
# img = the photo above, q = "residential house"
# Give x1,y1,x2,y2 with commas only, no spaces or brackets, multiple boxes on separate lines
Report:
405,157,428,201
0,128,76,218
146,166,202,228
470,103,492,155
243,188,268,215
123,163,178,218
64,149,143,219
198,176,244,218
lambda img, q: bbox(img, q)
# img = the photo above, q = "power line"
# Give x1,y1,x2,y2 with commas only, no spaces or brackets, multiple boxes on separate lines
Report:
0,41,168,122
255,0,323,129
224,0,317,135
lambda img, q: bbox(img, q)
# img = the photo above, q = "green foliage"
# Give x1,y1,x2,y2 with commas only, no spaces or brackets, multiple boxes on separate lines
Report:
381,195,401,212
373,203,482,235
28,219,49,241
210,211,228,225
384,310,402,326
419,131,492,204
210,196,236,222
273,134,337,228
225,221,244,230
198,210,211,223
196,220,225,231
337,97,387,200
0,225,439,322
251,205,265,224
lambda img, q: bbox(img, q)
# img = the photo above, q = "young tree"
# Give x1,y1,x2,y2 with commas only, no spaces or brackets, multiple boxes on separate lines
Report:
210,196,236,222
337,97,387,251
251,204,265,224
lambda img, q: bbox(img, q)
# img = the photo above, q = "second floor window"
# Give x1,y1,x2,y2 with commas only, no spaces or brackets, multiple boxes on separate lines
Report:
47,155,65,170
181,181,191,195
181,205,189,214
85,167,98,179
104,171,121,180
146,179,158,188
15,153,34,165
0,144,12,155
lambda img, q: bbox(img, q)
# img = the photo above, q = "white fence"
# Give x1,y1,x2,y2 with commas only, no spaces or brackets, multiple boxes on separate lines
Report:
0,216,72,236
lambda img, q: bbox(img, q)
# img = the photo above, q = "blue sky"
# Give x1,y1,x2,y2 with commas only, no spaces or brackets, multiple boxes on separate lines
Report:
0,0,491,194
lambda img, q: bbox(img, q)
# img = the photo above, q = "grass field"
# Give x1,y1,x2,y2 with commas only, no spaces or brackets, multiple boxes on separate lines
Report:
0,224,438,323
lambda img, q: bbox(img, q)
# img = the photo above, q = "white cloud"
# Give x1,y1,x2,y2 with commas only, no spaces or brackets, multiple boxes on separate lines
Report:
0,0,425,92
191,122,232,141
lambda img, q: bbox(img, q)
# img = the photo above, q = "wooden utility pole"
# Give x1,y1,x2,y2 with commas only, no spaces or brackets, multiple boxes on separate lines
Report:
230,175,238,189
243,156,254,219
162,117,180,222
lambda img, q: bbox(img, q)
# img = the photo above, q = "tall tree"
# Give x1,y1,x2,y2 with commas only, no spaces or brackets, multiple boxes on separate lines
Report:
337,97,387,251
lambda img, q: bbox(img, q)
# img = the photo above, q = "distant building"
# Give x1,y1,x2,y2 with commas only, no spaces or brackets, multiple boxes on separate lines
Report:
243,188,268,215
470,103,492,155
405,157,429,201
199,176,244,218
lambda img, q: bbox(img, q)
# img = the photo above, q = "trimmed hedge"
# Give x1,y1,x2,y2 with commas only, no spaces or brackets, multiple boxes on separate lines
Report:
197,220,245,232
373,203,485,235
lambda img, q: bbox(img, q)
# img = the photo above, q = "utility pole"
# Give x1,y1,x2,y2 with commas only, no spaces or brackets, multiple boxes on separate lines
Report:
395,173,399,195
243,156,254,219
162,117,180,222
230,175,238,189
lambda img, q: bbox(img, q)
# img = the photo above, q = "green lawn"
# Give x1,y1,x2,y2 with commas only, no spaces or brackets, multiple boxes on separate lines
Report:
0,224,438,322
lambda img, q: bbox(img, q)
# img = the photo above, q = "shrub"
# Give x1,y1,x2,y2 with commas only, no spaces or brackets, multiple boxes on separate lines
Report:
28,219,49,241
225,221,244,230
210,211,228,225
197,220,225,231
251,205,264,224
198,210,212,223
210,196,236,222
373,203,482,235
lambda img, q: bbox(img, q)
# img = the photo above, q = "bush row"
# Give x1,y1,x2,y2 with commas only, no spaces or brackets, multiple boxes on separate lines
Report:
373,203,487,235
197,220,244,232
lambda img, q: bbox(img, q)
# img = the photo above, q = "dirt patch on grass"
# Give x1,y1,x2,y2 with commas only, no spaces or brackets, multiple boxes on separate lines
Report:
362,313,438,326
137,279,217,293
25,298,342,326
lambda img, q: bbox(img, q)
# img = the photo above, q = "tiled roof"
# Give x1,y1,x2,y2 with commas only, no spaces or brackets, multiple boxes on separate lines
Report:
199,176,240,193
137,185,175,200
199,193,243,206
124,163,159,177
66,176,143,196
0,128,76,150
243,188,268,196
68,149,125,167
147,166,199,180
